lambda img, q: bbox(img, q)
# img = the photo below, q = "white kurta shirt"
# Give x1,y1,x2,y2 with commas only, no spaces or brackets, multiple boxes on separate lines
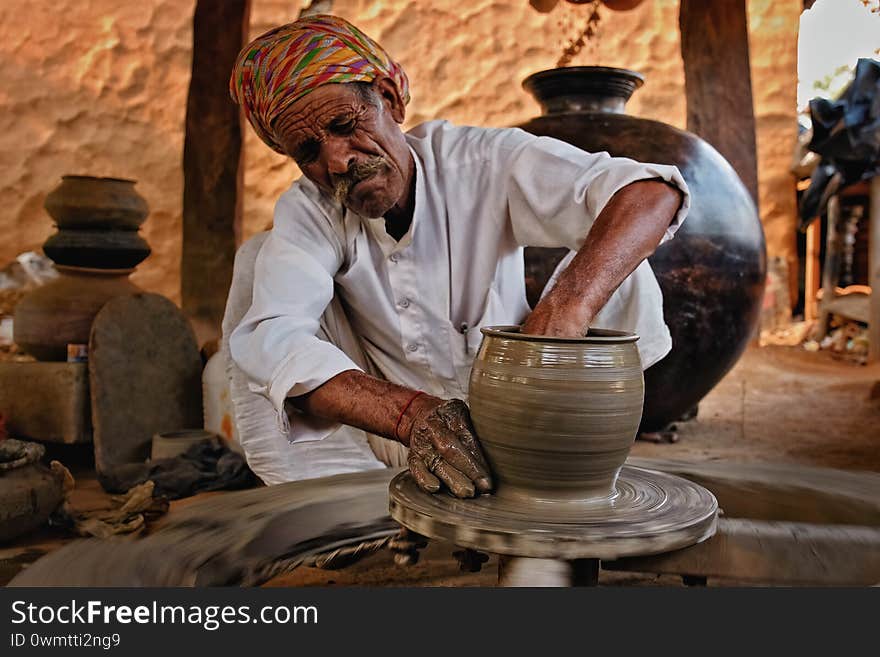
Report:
230,120,691,445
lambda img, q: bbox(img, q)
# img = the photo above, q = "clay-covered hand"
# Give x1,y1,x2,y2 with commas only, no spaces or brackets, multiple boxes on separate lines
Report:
407,399,493,498
521,295,590,338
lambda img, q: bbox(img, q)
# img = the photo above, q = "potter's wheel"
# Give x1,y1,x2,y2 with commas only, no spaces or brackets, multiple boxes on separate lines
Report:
389,465,718,560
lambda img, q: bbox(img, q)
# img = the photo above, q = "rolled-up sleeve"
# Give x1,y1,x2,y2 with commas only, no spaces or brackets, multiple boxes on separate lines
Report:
229,190,363,442
498,131,690,248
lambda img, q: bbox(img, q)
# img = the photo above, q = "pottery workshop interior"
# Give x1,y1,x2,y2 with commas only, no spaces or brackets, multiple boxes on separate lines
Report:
2,0,880,592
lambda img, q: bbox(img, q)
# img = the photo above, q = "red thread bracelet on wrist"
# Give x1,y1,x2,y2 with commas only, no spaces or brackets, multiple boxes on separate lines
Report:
394,391,425,441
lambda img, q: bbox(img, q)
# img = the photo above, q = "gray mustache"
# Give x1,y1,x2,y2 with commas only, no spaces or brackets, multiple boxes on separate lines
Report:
331,157,388,203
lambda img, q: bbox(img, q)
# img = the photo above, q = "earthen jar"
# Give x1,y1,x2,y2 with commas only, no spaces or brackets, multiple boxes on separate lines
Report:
468,326,644,502
13,267,140,361
44,175,149,231
517,67,766,431
0,439,64,542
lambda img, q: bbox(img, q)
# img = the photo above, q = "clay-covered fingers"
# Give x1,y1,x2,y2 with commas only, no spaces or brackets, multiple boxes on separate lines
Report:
409,444,476,498
431,459,476,498
435,400,493,492
431,434,491,494
408,452,440,494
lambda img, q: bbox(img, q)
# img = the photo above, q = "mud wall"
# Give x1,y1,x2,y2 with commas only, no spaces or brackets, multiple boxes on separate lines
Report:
0,0,799,305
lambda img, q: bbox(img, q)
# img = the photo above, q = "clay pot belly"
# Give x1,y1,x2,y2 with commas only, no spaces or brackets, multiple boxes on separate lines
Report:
468,326,643,503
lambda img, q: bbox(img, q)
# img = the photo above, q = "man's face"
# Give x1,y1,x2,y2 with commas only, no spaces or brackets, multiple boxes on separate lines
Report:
274,80,412,218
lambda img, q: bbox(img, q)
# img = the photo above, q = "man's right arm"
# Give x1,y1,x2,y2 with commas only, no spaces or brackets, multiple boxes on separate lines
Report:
230,190,491,497
290,371,492,497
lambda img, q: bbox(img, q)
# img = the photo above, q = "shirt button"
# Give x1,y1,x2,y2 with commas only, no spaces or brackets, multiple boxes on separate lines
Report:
406,343,419,353
399,298,410,308
389,253,400,263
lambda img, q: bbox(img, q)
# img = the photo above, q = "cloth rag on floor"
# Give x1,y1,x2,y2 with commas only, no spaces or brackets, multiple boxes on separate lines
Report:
99,437,260,499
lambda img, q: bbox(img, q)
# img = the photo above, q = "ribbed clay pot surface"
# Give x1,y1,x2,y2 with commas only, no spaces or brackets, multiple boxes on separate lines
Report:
43,175,149,231
468,326,644,502
13,266,140,361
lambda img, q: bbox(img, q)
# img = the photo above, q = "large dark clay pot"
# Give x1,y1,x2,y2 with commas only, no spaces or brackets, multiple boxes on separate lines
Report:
517,67,766,431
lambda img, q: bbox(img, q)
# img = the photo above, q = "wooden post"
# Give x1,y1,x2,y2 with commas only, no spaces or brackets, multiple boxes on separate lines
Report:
817,195,842,341
805,220,821,321
679,0,760,206
182,0,251,332
869,176,880,362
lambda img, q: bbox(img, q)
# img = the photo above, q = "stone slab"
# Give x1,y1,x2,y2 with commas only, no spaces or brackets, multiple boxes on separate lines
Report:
0,361,91,443
88,293,203,487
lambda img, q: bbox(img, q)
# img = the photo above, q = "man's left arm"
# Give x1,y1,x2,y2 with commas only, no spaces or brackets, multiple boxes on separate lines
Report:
522,178,684,338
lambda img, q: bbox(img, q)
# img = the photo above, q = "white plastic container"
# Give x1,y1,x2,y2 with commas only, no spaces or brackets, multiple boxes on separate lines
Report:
202,350,243,454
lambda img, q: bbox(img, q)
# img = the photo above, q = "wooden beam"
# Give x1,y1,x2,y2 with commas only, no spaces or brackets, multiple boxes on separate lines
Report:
182,0,251,330
679,0,760,205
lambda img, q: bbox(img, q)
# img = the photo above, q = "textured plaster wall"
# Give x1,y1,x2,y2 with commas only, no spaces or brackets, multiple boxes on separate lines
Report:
748,0,801,284
1,0,799,306
0,0,194,301
244,0,689,240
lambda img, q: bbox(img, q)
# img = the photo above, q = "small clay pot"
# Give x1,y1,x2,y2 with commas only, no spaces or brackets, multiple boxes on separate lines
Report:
44,175,149,230
0,439,64,543
468,326,644,502
13,266,140,361
43,229,151,269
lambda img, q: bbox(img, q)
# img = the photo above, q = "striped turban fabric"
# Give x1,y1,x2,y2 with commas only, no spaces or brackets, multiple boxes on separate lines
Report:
229,14,410,154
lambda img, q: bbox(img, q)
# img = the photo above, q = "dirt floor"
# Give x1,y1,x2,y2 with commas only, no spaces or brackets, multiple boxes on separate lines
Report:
631,344,880,471
3,343,879,587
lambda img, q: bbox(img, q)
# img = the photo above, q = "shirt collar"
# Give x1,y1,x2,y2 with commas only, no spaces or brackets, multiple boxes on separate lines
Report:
361,144,424,257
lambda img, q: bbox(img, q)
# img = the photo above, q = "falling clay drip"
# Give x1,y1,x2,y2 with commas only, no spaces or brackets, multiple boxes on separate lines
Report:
556,1,602,67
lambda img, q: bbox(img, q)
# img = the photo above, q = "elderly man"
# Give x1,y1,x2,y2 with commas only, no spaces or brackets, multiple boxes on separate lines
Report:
228,15,689,498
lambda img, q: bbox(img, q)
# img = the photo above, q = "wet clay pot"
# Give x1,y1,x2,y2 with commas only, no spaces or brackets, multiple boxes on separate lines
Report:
13,266,140,361
44,175,148,231
468,326,644,502
517,67,766,431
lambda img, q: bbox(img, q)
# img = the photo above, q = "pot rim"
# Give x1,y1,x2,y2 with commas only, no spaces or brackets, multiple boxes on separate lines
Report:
480,325,639,343
522,66,645,92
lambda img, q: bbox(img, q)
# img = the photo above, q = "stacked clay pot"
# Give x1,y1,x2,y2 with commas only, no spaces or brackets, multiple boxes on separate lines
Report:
14,176,149,361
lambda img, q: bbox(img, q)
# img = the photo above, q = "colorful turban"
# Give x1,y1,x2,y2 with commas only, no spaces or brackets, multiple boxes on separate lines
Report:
229,14,410,154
